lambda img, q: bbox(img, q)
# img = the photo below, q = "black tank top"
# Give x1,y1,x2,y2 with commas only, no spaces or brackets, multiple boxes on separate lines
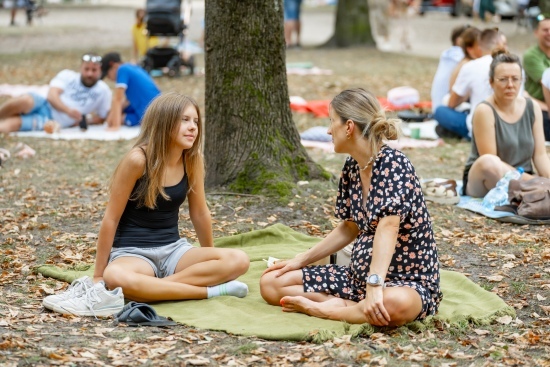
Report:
113,155,188,248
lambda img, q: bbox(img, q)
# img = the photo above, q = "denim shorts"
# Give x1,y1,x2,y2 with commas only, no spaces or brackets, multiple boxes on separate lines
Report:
20,93,53,131
284,0,302,20
109,238,195,278
123,105,141,126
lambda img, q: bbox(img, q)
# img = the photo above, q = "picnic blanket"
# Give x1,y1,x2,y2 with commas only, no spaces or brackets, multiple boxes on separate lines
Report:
0,84,49,98
457,195,550,225
286,62,333,76
12,124,141,141
290,97,432,118
36,224,515,342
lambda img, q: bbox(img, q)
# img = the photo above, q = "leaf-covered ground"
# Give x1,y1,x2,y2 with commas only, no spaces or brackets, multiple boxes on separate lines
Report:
1,16,550,367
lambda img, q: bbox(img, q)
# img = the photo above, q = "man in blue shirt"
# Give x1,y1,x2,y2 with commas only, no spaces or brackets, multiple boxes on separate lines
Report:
101,52,160,131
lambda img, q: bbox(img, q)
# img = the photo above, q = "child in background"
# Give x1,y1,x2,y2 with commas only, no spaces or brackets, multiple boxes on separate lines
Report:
131,8,159,64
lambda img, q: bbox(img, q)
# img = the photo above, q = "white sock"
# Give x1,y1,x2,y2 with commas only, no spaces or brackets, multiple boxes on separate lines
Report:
207,280,248,298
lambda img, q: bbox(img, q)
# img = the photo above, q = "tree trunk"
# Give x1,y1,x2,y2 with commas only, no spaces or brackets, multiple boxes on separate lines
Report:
204,0,326,196
540,0,550,15
324,0,375,48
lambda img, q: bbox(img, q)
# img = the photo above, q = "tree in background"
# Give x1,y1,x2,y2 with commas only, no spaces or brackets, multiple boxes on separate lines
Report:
324,0,376,47
541,0,550,15
204,0,326,196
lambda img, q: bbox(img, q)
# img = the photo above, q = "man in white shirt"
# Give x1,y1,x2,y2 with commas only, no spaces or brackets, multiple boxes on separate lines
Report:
433,28,506,140
0,53,112,133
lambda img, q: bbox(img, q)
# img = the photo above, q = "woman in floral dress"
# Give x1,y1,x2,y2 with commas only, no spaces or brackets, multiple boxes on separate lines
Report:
260,88,442,326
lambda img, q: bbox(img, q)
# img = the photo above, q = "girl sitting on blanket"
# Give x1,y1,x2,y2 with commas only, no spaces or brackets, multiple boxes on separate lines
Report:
260,88,442,326
462,50,550,197
43,93,250,316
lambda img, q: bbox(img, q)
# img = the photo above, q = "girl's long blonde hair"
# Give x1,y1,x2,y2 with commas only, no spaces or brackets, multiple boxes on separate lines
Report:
112,92,204,209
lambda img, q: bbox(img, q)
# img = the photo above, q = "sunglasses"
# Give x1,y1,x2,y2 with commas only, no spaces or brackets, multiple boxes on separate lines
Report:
82,54,102,63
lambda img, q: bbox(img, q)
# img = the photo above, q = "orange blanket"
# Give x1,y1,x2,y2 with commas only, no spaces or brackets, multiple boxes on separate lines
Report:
290,98,432,118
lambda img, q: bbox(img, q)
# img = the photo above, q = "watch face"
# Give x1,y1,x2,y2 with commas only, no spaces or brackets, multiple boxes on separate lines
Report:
368,274,380,284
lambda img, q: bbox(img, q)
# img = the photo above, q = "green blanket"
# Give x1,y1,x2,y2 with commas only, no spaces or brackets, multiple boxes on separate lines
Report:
36,224,515,341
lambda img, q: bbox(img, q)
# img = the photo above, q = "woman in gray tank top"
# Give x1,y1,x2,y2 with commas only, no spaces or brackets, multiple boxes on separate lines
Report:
463,50,550,197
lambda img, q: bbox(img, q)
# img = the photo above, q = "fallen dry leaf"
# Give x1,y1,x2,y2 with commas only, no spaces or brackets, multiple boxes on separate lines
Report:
496,315,513,325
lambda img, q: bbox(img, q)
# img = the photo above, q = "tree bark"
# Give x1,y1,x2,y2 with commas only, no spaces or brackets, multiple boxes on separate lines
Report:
204,0,326,196
540,0,550,15
324,0,375,48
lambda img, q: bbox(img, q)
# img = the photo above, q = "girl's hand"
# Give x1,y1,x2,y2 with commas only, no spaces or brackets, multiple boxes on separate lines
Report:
361,286,390,326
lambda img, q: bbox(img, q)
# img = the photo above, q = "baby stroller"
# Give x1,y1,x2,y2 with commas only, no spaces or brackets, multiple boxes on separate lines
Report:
141,0,194,77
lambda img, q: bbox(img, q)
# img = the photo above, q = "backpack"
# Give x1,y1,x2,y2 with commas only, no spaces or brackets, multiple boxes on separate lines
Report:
507,177,550,219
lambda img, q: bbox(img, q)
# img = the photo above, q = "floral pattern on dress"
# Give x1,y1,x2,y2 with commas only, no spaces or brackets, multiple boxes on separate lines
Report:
302,145,443,320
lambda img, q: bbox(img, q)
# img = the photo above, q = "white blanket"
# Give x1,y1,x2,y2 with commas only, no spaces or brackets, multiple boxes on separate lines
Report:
0,84,49,98
12,124,140,141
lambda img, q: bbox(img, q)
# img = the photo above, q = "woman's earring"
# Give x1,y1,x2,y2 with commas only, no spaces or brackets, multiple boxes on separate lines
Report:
346,133,350,140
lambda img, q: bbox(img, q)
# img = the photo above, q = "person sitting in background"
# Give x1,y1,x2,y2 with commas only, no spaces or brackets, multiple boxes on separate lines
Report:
260,88,442,326
462,50,550,197
131,8,159,64
101,52,161,131
540,67,550,140
430,24,469,112
523,13,550,141
434,28,506,140
448,27,482,93
0,53,111,134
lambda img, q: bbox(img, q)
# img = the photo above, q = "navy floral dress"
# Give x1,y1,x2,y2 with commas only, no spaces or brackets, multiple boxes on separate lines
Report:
302,145,442,320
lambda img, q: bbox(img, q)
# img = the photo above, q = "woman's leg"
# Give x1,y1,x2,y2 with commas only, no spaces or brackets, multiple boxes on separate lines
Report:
260,268,335,305
103,248,249,302
466,154,532,197
281,286,422,326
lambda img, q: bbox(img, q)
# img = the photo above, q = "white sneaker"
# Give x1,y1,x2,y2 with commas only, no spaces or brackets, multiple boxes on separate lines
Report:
54,281,124,317
42,276,94,311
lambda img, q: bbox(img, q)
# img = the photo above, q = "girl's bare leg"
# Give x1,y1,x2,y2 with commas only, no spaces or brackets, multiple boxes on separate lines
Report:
167,247,249,286
103,248,249,302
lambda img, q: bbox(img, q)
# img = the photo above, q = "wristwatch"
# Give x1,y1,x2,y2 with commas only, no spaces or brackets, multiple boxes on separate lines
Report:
367,274,384,287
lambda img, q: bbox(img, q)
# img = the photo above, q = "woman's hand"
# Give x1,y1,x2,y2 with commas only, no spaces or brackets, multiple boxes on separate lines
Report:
262,254,306,278
361,286,391,326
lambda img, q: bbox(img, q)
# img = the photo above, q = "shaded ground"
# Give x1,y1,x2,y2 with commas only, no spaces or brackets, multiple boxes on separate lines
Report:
1,4,549,367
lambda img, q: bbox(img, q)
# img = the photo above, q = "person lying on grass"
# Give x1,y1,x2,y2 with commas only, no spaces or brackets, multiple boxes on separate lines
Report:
260,88,442,326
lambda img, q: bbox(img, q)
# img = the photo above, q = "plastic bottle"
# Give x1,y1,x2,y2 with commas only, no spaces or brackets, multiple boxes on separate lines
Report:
481,167,524,211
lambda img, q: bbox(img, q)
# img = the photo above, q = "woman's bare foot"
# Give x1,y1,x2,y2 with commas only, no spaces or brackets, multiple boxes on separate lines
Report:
280,296,346,319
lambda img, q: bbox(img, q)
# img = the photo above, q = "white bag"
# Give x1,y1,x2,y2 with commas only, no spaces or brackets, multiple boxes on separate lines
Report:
387,86,419,107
